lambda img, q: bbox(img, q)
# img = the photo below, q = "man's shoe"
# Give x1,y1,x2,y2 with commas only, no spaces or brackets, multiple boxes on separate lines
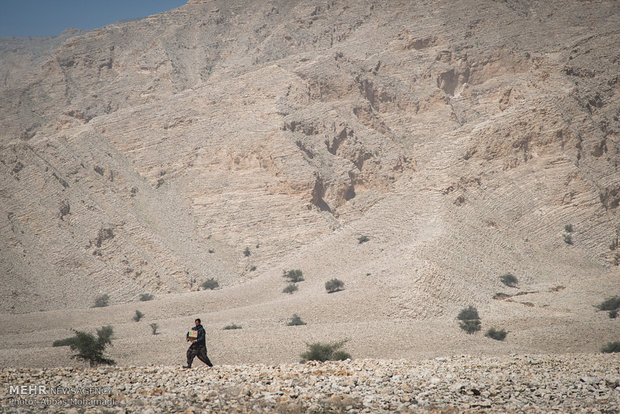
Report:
182,365,191,369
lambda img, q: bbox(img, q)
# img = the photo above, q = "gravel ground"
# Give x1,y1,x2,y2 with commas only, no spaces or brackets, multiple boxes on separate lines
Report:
1,353,619,413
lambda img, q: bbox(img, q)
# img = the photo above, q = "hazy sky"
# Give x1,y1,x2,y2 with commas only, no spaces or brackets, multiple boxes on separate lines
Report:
0,0,187,37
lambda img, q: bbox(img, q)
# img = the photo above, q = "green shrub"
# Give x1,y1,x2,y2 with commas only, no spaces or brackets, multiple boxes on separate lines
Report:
358,235,369,244
563,234,573,245
93,294,110,308
596,296,620,311
283,269,304,283
610,310,618,319
300,340,351,362
287,314,306,326
244,247,251,257
223,324,242,330
601,342,620,353
150,323,159,335
564,224,574,233
457,306,480,321
201,278,219,290
56,326,115,367
283,283,298,294
485,328,507,341
500,273,518,288
133,310,144,322
139,293,154,301
459,319,481,334
325,278,345,293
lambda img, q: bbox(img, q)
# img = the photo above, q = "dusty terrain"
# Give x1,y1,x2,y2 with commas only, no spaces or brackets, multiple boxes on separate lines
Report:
0,0,619,398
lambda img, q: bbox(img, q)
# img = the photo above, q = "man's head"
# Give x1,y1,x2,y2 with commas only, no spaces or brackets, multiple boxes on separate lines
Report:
195,318,201,326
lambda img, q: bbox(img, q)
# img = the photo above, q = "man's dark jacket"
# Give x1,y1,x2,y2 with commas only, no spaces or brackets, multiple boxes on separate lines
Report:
188,324,206,347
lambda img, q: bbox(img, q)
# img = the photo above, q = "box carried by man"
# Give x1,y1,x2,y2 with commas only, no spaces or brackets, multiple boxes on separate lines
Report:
187,330,198,341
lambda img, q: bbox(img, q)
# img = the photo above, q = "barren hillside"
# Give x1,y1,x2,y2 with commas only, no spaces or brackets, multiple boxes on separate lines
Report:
0,0,619,366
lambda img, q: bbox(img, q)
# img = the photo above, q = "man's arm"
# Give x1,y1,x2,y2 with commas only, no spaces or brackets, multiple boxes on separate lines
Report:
196,326,205,344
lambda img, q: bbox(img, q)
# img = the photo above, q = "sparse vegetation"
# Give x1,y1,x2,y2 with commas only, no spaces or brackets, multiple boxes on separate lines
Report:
563,233,573,245
283,283,298,294
250,265,257,272
609,310,618,319
601,342,620,353
301,340,351,362
150,323,159,335
596,296,620,311
59,200,70,220
201,278,219,290
358,235,369,244
94,165,104,176
287,314,306,326
457,306,481,334
564,224,574,233
139,293,154,301
325,278,345,293
54,326,115,367
133,310,144,322
485,328,507,341
223,324,242,330
283,269,304,283
500,273,518,288
208,249,215,254
244,247,251,257
93,294,110,308
95,227,115,248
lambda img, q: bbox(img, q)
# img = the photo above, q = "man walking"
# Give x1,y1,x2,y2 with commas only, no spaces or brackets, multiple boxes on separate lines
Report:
184,318,213,368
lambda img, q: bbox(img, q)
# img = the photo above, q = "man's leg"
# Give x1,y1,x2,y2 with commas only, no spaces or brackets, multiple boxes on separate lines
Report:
186,345,198,367
196,346,213,367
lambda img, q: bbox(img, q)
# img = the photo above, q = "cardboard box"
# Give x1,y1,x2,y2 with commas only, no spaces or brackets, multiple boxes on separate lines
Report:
187,330,198,340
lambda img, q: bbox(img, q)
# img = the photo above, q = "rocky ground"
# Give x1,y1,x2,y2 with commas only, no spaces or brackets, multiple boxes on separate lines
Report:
1,354,619,413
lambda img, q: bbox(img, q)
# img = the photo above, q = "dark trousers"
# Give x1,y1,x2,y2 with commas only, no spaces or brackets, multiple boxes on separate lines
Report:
187,343,213,367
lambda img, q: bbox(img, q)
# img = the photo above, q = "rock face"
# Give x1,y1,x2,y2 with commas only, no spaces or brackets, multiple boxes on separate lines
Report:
0,0,619,317
1,355,619,413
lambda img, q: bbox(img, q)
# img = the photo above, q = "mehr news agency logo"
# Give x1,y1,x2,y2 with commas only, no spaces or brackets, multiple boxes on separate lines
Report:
7,384,116,407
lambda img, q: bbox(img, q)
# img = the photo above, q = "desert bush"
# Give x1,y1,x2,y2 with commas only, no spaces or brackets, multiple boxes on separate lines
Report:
609,310,618,319
139,293,154,301
563,234,573,245
459,319,482,334
201,278,219,290
223,324,242,330
596,296,620,311
244,247,251,257
283,283,298,294
500,273,518,288
55,326,115,367
287,314,306,326
564,224,574,233
358,235,369,244
601,342,620,353
283,269,304,283
325,278,345,293
133,310,144,322
150,323,159,335
301,340,351,362
93,294,110,308
457,306,480,321
250,266,257,272
485,328,507,341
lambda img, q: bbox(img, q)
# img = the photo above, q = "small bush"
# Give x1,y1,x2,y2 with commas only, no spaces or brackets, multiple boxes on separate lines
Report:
325,278,345,293
500,273,518,288
283,283,298,294
139,293,154,301
223,324,242,330
358,235,369,244
287,314,306,326
457,306,480,321
564,224,574,233
485,328,507,341
93,294,110,308
609,310,618,319
201,278,219,290
596,296,620,311
244,247,251,257
459,319,481,334
301,340,351,362
283,269,304,283
52,337,76,347
601,342,620,353
150,323,159,335
563,234,573,245
57,326,115,367
250,266,257,272
133,310,144,322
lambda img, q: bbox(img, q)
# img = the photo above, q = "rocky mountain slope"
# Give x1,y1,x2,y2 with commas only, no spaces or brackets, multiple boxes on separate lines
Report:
0,0,618,365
